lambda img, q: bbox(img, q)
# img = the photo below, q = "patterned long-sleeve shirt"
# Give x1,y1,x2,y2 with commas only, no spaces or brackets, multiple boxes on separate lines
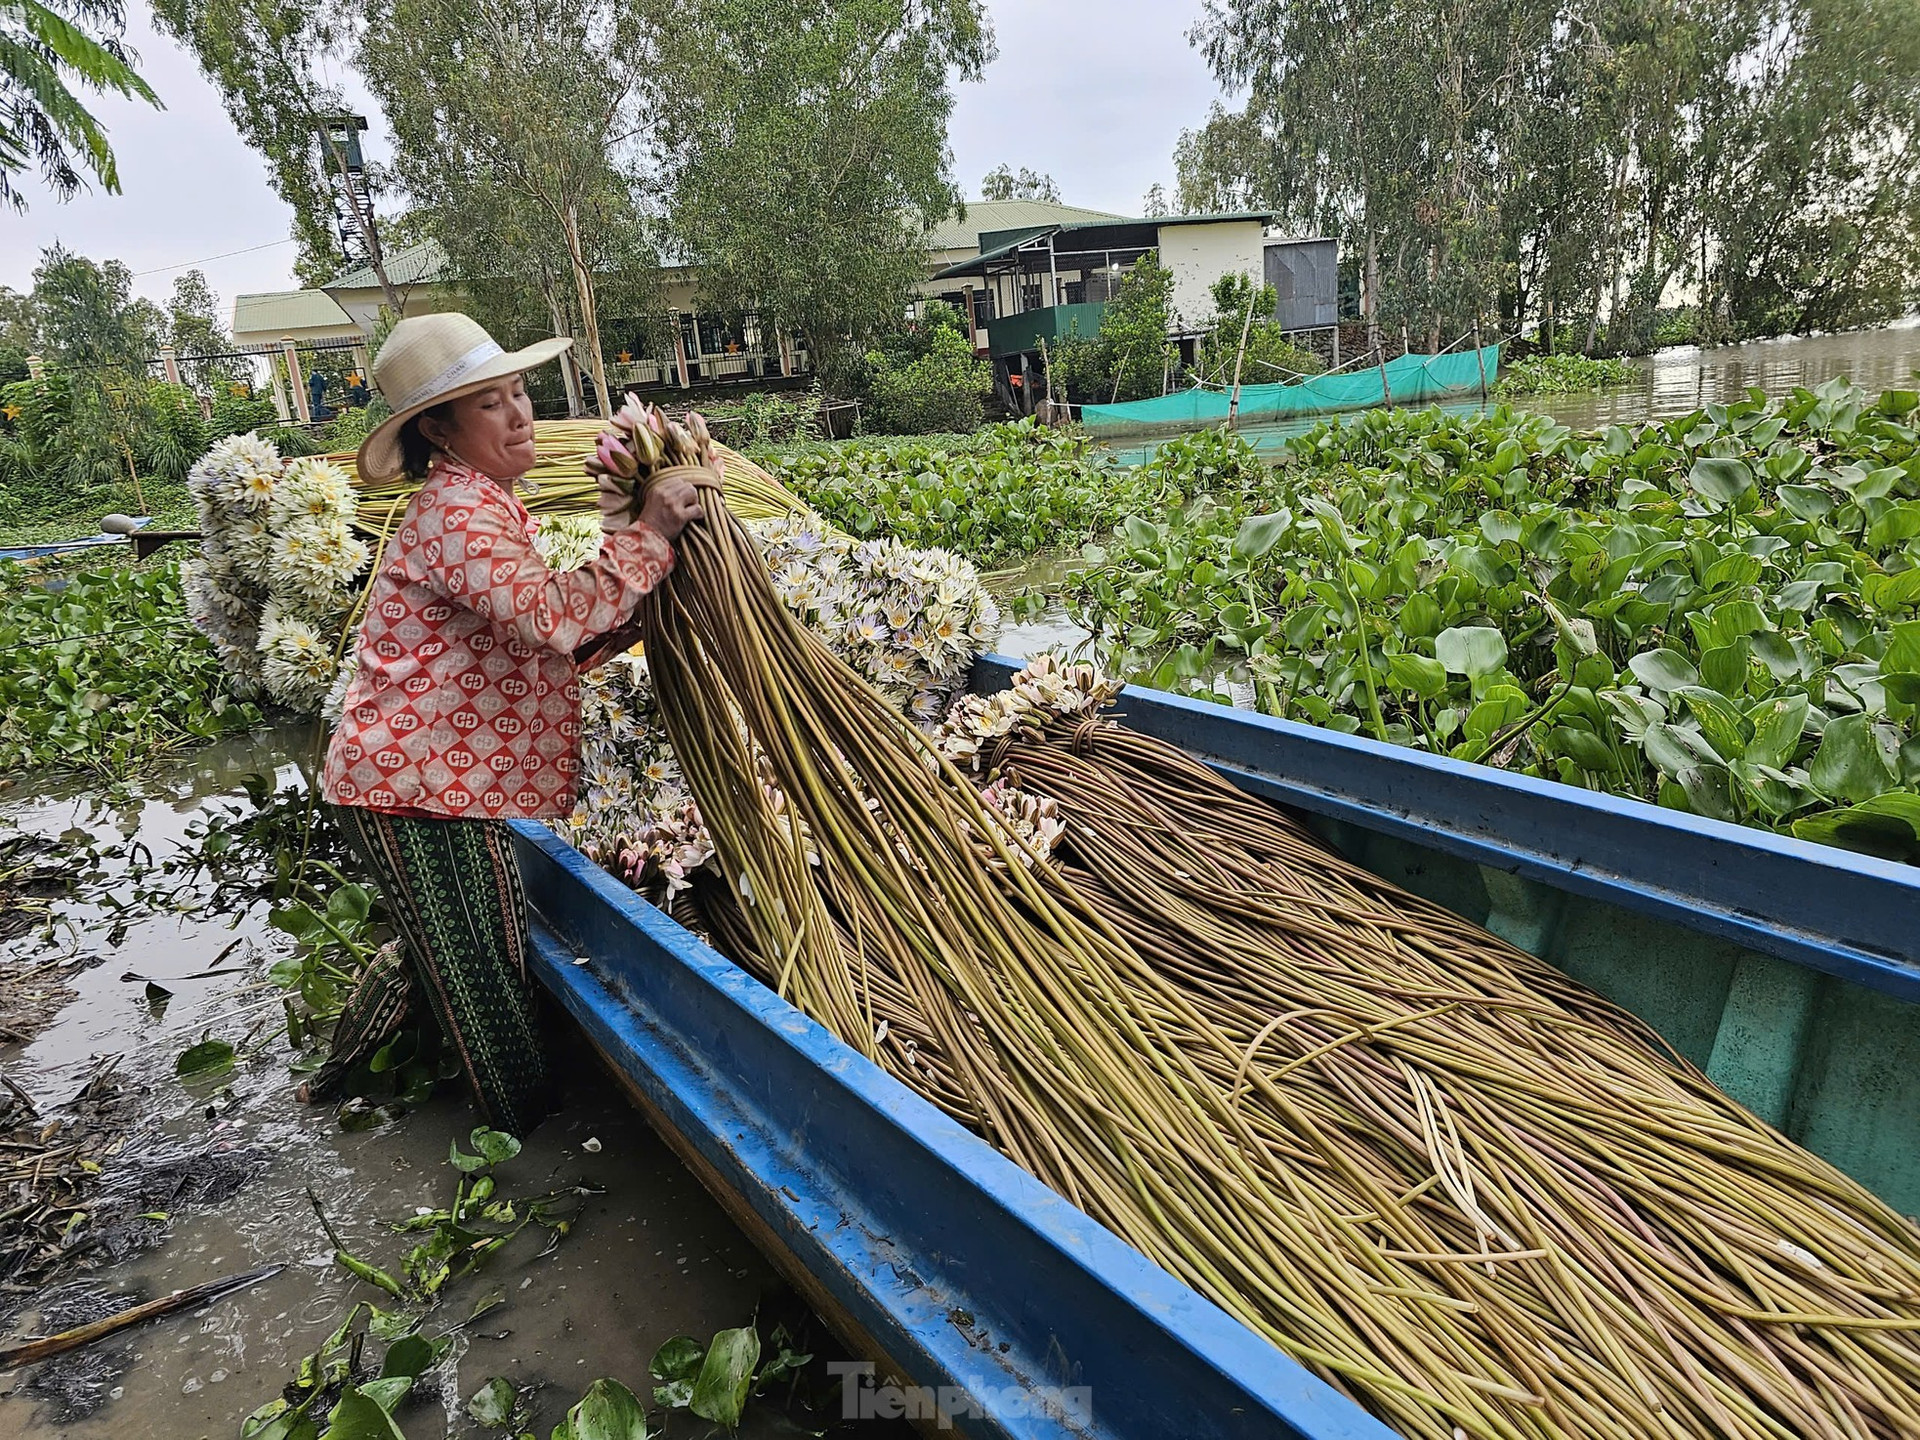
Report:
323,457,672,818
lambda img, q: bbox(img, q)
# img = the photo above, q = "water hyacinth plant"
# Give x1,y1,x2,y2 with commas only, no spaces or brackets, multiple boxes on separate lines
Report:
1069,378,1920,857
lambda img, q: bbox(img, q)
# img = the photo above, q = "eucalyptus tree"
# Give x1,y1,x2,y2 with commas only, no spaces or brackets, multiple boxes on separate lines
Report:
980,165,1060,202
151,0,400,303
0,0,158,208
358,0,653,417
639,0,993,372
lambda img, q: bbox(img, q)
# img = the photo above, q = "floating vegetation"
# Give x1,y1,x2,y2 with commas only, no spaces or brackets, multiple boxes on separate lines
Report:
1071,379,1920,856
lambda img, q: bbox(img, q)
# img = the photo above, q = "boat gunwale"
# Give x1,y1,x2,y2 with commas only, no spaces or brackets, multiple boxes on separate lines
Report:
510,821,1396,1440
968,653,1920,1003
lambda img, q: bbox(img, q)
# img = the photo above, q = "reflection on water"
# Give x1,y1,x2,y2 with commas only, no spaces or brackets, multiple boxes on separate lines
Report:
1537,321,1920,431
1091,321,1920,465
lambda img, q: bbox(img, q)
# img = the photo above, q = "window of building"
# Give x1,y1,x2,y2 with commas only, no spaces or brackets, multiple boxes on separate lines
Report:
971,290,995,328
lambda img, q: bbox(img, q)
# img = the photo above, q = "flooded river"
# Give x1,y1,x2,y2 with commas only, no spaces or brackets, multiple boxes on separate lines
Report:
0,735,903,1439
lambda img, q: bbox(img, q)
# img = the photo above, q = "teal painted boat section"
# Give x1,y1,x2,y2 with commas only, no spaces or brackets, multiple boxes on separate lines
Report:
1080,345,1501,434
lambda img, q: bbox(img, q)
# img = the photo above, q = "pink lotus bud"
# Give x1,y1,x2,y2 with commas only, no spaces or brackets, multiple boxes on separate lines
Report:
597,432,638,479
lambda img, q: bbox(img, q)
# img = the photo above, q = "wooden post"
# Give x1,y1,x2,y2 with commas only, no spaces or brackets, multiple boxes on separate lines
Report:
352,343,371,378
1226,293,1256,425
1330,324,1341,370
266,352,291,421
1473,321,1488,402
282,338,310,423
1038,336,1055,421
778,328,794,379
159,345,181,387
1378,346,1392,410
1400,322,1410,358
671,312,690,389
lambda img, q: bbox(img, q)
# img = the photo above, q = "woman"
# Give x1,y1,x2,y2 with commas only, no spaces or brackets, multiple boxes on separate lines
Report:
314,312,703,1135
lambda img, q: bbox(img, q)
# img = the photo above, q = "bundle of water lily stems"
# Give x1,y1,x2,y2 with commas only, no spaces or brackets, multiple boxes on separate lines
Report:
328,421,805,535
619,413,1920,1439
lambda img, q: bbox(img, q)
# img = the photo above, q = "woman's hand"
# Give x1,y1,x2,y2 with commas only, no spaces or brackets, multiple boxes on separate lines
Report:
637,474,704,543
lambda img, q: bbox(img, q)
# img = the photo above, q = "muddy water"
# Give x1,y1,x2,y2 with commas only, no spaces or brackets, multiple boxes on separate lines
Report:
0,735,899,1439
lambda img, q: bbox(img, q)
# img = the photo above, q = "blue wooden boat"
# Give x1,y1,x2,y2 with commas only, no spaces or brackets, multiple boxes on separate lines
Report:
508,653,1920,1440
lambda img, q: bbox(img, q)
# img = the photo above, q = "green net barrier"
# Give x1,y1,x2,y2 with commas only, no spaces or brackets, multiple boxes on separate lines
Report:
1079,345,1501,434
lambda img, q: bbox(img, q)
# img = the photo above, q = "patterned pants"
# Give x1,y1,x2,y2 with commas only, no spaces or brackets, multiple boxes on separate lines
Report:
315,807,552,1137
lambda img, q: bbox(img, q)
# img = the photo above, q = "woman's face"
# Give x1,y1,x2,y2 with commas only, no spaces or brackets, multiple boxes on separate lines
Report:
419,376,536,478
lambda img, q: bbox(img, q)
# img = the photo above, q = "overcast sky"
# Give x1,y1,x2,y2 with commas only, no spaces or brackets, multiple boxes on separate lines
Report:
0,1,1227,325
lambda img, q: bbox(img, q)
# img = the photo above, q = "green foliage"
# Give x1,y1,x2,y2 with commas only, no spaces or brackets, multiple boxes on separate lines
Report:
359,0,661,409
649,1323,811,1429
777,419,1147,565
644,0,993,371
1496,355,1639,397
1049,251,1180,404
1191,272,1325,389
0,0,160,208
858,311,991,436
1067,378,1920,856
0,562,259,776
1184,0,1920,351
150,0,366,288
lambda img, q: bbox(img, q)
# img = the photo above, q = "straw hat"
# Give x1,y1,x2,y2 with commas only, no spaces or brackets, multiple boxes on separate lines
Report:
356,312,572,482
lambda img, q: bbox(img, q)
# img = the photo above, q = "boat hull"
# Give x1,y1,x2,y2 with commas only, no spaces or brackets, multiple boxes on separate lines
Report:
513,653,1920,1437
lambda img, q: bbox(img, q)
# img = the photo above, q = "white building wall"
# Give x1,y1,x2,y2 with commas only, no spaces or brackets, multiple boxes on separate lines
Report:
1156,221,1266,330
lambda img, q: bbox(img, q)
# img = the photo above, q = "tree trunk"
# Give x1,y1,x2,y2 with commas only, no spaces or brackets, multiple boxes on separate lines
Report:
541,272,584,418
561,201,612,421
1586,155,1626,356
1364,212,1381,355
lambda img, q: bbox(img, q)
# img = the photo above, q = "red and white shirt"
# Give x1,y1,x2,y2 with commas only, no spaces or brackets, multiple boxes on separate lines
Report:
323,458,672,819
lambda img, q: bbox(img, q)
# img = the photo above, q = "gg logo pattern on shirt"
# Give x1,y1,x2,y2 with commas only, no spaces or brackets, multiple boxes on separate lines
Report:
322,459,673,819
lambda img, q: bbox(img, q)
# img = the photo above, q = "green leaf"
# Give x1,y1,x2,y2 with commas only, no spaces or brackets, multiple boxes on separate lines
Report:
357,1377,412,1414
469,1377,517,1428
1750,632,1806,681
1399,593,1443,638
175,1038,235,1081
1809,713,1899,803
1676,764,1740,822
1792,793,1920,863
690,1327,761,1426
1745,694,1810,770
1776,484,1834,521
1882,673,1920,705
1688,456,1752,504
1387,653,1448,700
1122,516,1158,549
1697,640,1751,697
1231,512,1290,560
563,1378,649,1440
1672,687,1753,760
1433,626,1507,679
380,1334,436,1380
650,1335,705,1409
1627,649,1698,694
320,1388,407,1440
1643,722,1723,774
469,1128,522,1166
1478,511,1522,545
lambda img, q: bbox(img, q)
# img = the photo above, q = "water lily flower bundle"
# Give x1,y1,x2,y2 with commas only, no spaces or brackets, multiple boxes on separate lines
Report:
185,434,370,712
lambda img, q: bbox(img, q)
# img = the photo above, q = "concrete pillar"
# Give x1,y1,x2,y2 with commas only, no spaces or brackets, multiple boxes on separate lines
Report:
671,313,690,389
25,354,43,380
352,343,371,380
159,345,181,387
266,352,291,421
282,337,310,423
